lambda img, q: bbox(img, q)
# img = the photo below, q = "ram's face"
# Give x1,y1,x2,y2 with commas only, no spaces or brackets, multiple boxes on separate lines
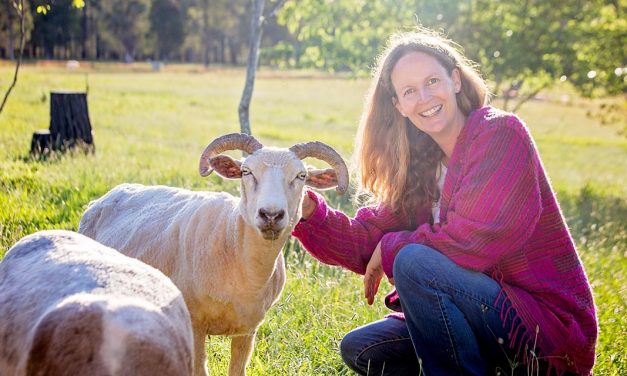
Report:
240,148,307,240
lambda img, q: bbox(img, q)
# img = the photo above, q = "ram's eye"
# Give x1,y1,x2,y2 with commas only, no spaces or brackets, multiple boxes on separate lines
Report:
296,172,307,180
241,167,252,176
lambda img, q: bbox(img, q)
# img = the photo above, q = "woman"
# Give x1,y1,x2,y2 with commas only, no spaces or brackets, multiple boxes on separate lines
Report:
293,29,597,375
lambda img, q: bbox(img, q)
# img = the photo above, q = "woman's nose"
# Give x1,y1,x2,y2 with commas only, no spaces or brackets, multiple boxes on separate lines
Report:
415,88,430,103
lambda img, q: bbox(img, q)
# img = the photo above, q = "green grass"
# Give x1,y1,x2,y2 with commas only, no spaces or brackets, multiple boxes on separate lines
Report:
1,62,625,375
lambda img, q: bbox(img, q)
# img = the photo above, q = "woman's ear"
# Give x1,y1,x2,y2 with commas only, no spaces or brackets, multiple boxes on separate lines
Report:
392,97,406,117
452,68,462,93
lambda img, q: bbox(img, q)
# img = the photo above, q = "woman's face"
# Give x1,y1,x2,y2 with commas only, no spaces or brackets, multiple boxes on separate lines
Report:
391,51,463,139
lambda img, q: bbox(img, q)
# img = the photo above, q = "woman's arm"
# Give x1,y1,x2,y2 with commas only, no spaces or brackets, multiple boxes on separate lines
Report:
292,190,426,275
380,117,543,277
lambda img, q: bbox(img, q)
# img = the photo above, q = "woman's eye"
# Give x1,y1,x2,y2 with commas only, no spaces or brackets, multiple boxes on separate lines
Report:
403,88,415,97
241,168,252,176
427,77,439,85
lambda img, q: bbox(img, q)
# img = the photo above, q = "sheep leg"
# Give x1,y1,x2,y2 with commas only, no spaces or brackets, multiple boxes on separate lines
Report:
228,332,256,376
192,321,209,376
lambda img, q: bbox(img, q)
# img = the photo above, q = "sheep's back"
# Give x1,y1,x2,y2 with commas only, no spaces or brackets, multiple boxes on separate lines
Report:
0,230,193,376
78,183,241,295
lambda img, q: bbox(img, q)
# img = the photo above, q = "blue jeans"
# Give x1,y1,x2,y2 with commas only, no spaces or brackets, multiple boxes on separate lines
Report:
341,244,519,375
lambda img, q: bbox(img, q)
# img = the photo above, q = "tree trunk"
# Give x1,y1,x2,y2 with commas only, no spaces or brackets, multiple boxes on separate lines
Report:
219,35,226,64
7,5,14,61
46,92,94,152
95,28,102,60
202,0,210,67
512,83,549,113
238,0,265,136
503,81,515,112
228,38,239,64
81,0,89,60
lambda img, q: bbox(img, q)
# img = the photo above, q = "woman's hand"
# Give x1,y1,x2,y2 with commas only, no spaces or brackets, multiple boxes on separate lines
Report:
364,242,396,305
364,242,384,305
301,193,316,220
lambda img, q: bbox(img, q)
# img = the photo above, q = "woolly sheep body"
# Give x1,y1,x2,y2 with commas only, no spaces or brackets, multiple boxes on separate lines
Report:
79,182,287,376
0,230,194,376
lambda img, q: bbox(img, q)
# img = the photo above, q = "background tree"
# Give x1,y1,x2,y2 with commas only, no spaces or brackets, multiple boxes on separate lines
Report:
181,0,249,66
270,0,625,109
0,0,34,60
149,0,184,60
30,0,82,59
238,0,286,135
448,0,587,111
100,0,150,62
0,0,26,116
567,0,626,97
223,0,249,65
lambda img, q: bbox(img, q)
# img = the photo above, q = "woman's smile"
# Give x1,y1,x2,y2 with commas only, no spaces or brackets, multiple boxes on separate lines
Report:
419,104,443,117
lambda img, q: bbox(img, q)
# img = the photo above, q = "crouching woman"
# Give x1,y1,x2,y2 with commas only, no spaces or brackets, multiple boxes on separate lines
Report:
293,29,597,375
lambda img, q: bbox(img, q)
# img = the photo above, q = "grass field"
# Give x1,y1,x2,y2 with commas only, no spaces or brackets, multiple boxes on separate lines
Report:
1,62,625,375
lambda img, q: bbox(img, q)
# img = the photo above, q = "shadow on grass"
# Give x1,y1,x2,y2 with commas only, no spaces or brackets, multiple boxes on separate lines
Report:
558,185,627,253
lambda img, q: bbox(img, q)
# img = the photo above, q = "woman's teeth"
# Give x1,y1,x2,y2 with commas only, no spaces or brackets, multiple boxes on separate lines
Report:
419,105,442,117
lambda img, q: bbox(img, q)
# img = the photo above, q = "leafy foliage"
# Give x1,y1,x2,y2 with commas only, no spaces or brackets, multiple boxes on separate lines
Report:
267,0,626,107
1,0,623,105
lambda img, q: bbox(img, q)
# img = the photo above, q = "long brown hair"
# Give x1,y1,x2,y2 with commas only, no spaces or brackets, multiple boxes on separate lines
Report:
354,29,489,218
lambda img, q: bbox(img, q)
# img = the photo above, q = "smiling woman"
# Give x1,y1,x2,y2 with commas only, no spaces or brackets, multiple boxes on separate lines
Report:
293,28,598,375
356,31,489,219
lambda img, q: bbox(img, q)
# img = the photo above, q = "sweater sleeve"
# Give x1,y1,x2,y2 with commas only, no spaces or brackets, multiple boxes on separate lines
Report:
380,117,543,277
292,190,417,275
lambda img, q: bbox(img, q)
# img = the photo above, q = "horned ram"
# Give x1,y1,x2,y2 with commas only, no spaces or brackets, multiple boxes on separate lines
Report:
78,133,349,375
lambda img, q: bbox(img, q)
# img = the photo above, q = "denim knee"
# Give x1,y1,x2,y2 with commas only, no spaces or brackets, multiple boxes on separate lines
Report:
339,331,364,373
393,244,442,287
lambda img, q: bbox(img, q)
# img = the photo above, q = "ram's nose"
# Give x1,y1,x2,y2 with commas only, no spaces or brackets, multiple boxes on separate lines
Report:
258,208,285,225
257,208,287,240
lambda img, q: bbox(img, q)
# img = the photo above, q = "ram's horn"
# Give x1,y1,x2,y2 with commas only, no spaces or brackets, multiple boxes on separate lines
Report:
289,142,349,195
199,133,263,176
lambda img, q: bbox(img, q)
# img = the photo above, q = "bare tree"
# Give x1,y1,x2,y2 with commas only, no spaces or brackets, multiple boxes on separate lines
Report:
0,0,25,116
238,0,287,135
202,0,210,67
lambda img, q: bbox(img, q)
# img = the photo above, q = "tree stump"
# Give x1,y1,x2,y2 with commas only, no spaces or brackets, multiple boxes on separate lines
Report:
30,129,53,156
30,92,95,155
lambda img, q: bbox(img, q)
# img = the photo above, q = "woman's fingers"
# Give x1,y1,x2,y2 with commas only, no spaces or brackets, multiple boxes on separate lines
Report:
301,194,316,220
364,241,384,305
364,264,383,305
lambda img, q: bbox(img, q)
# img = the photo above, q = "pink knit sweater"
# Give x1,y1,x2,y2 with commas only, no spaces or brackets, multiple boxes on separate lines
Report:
293,107,597,374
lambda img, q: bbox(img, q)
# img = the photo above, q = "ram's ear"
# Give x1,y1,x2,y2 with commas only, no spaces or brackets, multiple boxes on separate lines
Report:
305,168,338,190
210,155,242,179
